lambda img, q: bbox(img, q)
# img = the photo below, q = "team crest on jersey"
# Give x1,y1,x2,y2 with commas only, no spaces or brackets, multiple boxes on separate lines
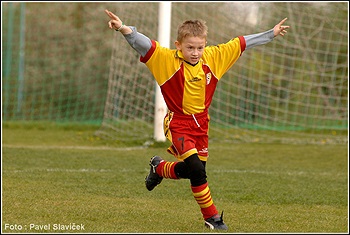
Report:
206,73,211,85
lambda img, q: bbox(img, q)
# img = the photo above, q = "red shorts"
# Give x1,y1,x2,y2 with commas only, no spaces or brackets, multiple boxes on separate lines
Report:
163,110,210,162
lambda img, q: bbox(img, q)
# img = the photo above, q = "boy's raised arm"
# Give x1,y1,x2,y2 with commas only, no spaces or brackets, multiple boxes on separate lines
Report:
105,9,151,57
243,18,289,50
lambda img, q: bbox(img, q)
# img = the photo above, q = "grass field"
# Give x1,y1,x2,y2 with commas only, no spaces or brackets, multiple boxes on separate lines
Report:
2,122,349,233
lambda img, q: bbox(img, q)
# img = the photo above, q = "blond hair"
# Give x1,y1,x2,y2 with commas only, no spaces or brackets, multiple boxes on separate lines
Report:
177,19,208,42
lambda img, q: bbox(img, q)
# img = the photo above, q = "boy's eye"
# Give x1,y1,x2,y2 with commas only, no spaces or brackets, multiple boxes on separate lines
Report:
187,46,203,50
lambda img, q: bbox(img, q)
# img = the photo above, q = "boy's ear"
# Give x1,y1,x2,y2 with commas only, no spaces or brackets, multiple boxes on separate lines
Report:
174,40,181,50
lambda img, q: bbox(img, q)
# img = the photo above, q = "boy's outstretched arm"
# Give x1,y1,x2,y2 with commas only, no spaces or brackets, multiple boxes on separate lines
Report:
105,9,152,57
243,17,290,50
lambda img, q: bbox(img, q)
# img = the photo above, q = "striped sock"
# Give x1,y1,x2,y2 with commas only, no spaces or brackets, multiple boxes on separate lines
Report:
156,161,179,179
191,182,218,219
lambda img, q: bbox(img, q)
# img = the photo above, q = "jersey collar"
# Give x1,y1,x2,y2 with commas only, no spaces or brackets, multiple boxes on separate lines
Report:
175,50,199,67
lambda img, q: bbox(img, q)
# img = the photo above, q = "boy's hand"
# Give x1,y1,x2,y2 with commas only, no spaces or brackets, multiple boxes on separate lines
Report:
105,9,123,30
274,18,290,37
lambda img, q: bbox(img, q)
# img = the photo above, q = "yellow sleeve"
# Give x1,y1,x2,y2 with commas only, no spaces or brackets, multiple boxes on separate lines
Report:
202,37,245,80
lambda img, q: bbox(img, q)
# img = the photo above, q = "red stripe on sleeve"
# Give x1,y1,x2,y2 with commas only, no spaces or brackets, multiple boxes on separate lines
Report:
238,36,246,55
140,40,157,63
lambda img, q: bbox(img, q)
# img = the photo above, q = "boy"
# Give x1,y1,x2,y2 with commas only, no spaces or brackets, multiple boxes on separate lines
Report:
105,9,289,230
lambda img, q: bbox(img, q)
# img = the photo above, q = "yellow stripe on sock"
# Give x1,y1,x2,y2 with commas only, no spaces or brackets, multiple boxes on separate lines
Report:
193,186,213,209
163,162,175,178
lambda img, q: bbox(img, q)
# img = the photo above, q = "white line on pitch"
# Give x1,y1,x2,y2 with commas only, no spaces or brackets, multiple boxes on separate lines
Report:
2,144,147,151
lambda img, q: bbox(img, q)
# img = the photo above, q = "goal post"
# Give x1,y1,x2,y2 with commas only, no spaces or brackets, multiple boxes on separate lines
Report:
154,2,171,142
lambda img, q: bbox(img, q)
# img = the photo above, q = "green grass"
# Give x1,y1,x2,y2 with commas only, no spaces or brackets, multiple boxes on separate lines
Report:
2,122,348,233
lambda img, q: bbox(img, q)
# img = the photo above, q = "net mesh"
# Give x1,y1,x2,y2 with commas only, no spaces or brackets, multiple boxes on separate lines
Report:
2,2,348,144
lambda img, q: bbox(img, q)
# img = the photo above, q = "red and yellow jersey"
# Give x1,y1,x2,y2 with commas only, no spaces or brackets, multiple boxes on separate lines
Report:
140,36,246,115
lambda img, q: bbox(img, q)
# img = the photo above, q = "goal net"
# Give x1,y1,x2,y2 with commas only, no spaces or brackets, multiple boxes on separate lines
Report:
97,2,348,145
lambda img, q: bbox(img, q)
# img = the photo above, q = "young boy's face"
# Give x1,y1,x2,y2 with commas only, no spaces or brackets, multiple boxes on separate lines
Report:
175,36,206,65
